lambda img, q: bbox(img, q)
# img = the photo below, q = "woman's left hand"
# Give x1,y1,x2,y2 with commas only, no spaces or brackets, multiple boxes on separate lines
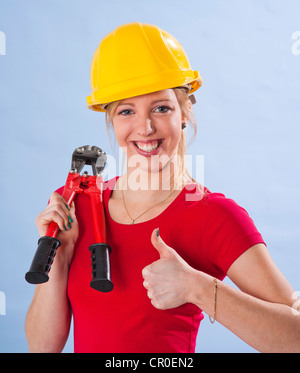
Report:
142,229,197,310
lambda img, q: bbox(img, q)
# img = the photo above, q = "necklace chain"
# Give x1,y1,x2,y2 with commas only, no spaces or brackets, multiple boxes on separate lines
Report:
121,186,177,224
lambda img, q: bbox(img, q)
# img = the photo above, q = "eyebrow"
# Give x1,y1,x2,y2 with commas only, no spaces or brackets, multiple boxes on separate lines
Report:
118,98,173,107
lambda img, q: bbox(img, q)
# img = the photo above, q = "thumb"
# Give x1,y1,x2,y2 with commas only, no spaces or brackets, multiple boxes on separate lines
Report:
151,228,175,258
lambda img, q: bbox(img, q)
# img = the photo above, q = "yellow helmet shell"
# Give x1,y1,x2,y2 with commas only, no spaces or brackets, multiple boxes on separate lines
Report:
87,22,202,112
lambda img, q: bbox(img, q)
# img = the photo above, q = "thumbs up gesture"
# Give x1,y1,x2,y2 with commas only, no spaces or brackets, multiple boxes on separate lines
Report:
142,228,197,310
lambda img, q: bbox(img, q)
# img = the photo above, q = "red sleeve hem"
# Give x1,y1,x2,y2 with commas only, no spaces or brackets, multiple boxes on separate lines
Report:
220,232,266,275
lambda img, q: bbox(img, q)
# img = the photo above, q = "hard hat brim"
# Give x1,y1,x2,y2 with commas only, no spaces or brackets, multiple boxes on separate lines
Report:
87,70,202,112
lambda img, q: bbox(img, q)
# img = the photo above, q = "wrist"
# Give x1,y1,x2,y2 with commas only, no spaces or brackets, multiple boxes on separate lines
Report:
56,237,76,266
186,269,215,310
48,244,73,281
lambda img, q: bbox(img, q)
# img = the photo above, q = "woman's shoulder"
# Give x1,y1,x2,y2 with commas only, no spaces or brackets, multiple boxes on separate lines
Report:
103,176,119,191
54,185,65,195
183,183,250,218
182,182,228,207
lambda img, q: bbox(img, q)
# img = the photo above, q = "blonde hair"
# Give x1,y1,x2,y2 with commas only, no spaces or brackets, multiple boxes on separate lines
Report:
172,87,197,184
104,88,202,191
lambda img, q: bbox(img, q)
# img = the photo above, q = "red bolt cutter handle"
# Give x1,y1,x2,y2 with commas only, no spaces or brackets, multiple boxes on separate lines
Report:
46,171,82,238
25,146,113,293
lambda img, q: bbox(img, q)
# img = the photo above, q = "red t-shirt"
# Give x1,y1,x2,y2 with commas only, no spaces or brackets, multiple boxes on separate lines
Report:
62,177,265,353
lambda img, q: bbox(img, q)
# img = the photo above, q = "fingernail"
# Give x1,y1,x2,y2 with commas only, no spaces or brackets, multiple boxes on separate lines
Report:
156,228,160,237
68,223,71,229
65,204,70,211
68,216,73,223
63,225,67,231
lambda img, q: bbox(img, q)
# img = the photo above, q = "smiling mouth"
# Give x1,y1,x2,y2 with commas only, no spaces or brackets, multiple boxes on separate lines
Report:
133,139,163,153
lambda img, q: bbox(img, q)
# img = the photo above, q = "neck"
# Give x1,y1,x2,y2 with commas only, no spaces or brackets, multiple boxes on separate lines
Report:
122,158,185,194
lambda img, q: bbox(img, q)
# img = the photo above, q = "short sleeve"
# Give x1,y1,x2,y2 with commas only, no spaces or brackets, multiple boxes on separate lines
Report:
201,193,266,277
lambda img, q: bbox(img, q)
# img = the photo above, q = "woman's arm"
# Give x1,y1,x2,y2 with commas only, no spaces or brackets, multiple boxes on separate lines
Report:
191,244,300,352
25,193,78,353
25,250,72,352
142,230,300,352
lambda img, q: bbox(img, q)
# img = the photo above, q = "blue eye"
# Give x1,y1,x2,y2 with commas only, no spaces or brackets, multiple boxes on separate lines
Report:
118,109,133,116
154,105,171,113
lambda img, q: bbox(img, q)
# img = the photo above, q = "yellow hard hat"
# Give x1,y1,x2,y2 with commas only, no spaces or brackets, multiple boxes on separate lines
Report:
87,22,202,112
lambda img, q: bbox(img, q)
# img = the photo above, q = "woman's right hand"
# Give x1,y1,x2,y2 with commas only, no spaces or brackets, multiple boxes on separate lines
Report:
35,192,79,266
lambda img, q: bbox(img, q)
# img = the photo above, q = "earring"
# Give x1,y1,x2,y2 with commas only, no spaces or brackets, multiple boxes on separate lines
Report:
181,123,186,129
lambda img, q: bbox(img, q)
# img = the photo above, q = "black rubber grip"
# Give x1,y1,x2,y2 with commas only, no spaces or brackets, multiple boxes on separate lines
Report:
25,236,61,284
89,243,113,292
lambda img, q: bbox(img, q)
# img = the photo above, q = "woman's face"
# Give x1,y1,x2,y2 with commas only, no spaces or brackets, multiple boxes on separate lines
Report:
111,89,186,173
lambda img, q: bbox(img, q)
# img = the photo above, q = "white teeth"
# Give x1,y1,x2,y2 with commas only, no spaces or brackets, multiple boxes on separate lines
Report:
135,141,160,152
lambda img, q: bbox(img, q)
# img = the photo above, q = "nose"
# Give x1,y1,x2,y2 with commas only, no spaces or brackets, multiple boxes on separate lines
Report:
137,116,155,137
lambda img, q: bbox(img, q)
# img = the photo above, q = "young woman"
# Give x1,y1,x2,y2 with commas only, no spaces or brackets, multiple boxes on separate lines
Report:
25,22,300,353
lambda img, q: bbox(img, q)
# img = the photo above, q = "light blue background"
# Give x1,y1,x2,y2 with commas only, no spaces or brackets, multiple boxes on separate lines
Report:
0,0,299,353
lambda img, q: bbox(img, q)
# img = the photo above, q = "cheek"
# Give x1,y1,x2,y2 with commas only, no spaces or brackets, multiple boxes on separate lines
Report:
170,110,183,133
164,118,182,146
112,122,129,146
